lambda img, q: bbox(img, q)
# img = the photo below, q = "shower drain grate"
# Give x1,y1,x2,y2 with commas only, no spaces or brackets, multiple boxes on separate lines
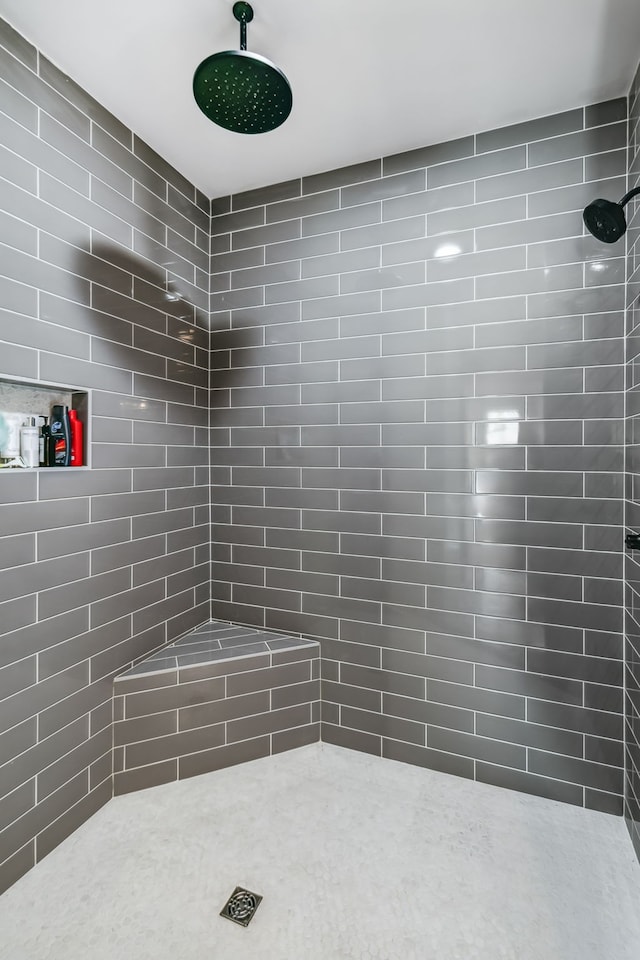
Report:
220,886,263,927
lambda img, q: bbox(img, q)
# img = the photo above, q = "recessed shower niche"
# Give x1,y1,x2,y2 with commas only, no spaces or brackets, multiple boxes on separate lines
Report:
0,375,90,470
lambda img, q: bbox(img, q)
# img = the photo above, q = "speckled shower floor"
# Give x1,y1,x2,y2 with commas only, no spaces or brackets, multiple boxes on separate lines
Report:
1,743,639,960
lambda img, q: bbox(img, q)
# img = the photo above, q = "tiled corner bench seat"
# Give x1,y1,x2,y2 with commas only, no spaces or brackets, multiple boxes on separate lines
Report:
113,621,320,795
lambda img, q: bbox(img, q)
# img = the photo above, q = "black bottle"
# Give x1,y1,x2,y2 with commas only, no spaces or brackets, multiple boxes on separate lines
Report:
50,405,71,467
40,416,50,467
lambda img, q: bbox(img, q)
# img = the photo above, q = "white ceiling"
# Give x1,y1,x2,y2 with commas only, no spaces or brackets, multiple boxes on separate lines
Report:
2,0,640,199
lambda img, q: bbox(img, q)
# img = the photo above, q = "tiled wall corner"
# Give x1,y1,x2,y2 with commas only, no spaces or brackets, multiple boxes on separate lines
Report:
112,643,320,794
0,18,211,894
210,100,627,813
625,54,640,862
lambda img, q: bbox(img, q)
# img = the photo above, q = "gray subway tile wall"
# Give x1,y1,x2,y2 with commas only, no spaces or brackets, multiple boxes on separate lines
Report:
112,634,319,795
210,95,628,816
625,57,640,861
0,19,210,893
1,10,639,897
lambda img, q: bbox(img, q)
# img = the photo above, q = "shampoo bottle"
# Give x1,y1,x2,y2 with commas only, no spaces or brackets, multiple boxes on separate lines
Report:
68,409,83,467
39,416,49,467
0,412,27,460
20,417,40,468
50,405,71,467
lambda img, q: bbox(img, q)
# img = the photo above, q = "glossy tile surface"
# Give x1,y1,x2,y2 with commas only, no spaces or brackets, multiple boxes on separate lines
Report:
0,743,638,960
118,619,317,677
0,17,210,893
112,621,320,794
210,96,627,810
625,57,640,862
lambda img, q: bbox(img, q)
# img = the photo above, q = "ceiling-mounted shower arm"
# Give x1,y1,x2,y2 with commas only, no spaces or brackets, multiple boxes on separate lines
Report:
193,0,292,135
233,2,254,52
618,185,640,207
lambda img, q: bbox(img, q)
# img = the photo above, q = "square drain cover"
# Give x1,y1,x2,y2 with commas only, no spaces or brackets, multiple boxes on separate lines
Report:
220,886,263,927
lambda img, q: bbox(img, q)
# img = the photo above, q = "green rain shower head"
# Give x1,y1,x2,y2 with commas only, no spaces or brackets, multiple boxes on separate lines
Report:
193,2,293,135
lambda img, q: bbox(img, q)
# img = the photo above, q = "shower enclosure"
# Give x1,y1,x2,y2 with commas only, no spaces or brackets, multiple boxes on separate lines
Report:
0,13,639,905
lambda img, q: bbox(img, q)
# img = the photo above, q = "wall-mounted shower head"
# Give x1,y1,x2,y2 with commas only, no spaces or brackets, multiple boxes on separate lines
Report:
583,187,640,243
583,198,627,243
193,2,292,135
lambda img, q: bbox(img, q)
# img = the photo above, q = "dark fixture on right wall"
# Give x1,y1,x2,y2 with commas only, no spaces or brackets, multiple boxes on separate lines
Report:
583,186,640,242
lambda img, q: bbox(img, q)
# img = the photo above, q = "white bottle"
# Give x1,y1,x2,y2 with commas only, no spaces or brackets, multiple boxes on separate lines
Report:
0,411,27,459
20,417,40,468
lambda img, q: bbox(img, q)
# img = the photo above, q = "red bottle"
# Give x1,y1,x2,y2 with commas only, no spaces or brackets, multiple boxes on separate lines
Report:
68,409,84,466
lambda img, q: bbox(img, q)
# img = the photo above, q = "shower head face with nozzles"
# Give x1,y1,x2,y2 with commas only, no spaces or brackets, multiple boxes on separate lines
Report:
193,2,292,135
583,197,627,243
193,49,292,134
